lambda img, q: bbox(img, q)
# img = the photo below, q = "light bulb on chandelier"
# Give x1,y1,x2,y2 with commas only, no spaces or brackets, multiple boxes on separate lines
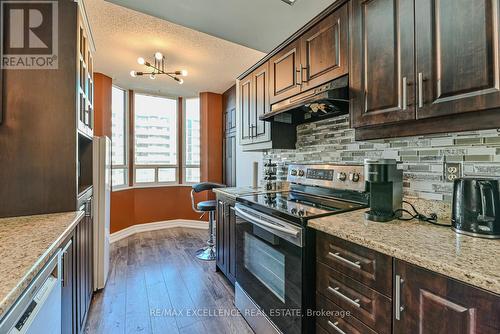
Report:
131,52,187,85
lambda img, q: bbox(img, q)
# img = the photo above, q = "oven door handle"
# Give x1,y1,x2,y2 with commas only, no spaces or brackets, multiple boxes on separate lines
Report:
235,207,300,237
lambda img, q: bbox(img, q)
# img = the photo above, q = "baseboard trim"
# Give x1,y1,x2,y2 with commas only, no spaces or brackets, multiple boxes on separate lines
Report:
110,219,207,243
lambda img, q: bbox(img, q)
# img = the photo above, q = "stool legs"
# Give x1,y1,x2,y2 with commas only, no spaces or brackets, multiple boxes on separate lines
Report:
195,210,216,261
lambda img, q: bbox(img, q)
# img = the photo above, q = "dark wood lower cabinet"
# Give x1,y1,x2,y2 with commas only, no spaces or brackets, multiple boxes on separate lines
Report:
316,293,378,334
66,194,94,334
394,260,500,334
215,195,236,284
60,202,93,334
317,263,392,334
61,235,75,334
77,197,93,333
316,233,500,334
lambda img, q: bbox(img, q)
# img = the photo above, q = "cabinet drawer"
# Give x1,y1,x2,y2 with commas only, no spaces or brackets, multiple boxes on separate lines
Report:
317,262,392,334
316,293,378,334
316,232,392,296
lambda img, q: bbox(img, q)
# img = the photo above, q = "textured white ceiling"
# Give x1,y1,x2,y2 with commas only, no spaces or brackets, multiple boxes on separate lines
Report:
85,0,266,97
105,0,337,52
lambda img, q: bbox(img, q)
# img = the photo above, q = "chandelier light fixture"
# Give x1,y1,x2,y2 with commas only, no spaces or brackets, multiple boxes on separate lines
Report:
130,51,188,84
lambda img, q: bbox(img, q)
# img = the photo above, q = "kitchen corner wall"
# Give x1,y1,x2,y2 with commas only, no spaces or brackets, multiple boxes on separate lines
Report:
264,115,500,203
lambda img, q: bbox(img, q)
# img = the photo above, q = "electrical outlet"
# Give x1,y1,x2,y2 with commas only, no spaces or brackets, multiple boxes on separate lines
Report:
444,162,462,182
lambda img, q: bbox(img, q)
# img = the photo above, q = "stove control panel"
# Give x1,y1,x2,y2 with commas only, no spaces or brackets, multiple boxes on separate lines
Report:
288,164,366,192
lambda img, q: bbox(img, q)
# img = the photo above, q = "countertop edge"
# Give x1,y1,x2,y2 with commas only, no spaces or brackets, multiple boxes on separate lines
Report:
308,215,500,296
0,211,85,320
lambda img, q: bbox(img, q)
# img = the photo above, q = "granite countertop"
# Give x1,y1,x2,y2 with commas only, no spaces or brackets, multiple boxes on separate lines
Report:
0,211,85,319
309,209,500,295
213,186,269,199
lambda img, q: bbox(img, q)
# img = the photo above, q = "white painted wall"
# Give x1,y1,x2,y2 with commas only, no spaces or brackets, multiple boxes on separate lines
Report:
235,80,264,187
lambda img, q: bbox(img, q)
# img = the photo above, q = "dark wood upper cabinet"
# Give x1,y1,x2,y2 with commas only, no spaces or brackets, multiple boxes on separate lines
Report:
353,0,500,139
415,0,500,119
240,63,295,150
270,39,302,104
394,260,500,334
252,63,271,143
239,76,252,145
301,4,349,90
351,0,416,128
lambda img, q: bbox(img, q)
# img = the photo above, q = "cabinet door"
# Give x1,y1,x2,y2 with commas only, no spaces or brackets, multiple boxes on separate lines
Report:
394,260,500,334
224,135,236,187
415,0,500,119
222,204,236,284
252,63,271,144
77,217,86,331
216,200,226,273
86,208,93,308
239,76,253,145
269,39,302,104
61,237,75,334
301,4,349,90
227,206,237,283
350,0,415,128
225,107,236,134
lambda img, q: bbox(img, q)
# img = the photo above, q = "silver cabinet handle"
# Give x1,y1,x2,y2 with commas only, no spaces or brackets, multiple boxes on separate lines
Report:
418,72,424,108
327,321,347,334
402,76,407,111
301,66,308,83
328,286,361,308
296,67,303,86
395,274,404,320
329,251,361,269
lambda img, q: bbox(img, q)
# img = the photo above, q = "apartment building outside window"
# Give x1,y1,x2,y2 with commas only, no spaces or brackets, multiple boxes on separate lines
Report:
111,86,128,187
134,94,178,184
184,97,201,183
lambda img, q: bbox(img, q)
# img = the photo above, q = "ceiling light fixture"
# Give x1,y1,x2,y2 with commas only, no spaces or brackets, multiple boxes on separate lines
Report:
130,51,187,85
280,0,297,5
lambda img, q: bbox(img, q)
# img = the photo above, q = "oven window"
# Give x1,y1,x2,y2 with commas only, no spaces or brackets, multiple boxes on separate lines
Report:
243,231,285,302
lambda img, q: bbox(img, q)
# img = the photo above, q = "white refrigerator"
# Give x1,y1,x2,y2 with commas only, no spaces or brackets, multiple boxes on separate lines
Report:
93,136,111,290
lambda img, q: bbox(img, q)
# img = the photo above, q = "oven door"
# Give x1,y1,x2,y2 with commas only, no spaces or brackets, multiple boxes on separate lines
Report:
235,204,303,334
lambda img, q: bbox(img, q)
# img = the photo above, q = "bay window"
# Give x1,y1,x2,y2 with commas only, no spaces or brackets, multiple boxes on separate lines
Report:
111,90,201,189
111,86,128,188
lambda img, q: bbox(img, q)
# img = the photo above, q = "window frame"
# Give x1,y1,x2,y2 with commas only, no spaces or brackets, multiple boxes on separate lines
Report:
132,92,179,186
111,85,129,190
182,97,201,184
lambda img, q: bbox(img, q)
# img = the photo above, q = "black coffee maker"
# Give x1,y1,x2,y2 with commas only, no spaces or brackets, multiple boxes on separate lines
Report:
364,159,403,222
452,178,500,238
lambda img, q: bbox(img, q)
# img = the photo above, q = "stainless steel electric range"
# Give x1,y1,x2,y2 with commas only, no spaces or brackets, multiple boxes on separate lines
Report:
234,164,369,334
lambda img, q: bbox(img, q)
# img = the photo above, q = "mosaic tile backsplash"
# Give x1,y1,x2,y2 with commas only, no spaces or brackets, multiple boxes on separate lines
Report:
264,114,500,203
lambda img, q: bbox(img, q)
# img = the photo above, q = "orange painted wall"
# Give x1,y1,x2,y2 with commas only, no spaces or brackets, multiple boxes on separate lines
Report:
93,73,112,137
200,92,224,201
109,187,206,233
93,74,225,233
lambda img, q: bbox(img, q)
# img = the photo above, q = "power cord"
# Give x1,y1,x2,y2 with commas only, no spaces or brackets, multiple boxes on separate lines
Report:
393,201,450,227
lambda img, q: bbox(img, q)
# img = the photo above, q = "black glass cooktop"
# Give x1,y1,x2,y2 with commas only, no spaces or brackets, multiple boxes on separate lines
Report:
237,191,366,223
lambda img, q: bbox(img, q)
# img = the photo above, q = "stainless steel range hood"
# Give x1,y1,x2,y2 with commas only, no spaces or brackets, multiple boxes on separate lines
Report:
260,75,348,124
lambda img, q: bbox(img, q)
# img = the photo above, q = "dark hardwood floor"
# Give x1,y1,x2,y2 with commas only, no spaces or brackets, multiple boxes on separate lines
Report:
84,228,254,334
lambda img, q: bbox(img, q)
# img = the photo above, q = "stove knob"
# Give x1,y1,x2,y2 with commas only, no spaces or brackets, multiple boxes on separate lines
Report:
291,208,298,215
350,173,360,182
337,172,347,181
298,210,305,217
298,170,305,177
290,169,298,176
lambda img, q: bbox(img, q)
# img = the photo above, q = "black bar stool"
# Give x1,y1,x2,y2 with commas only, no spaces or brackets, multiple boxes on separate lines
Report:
190,182,226,261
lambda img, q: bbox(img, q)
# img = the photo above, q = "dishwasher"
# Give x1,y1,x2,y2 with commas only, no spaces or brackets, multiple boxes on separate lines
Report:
0,250,62,334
